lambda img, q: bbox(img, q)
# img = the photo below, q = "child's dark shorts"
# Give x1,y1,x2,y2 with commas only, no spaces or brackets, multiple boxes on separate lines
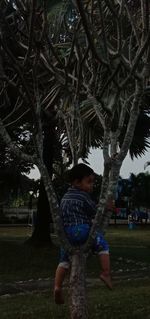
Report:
58,224,109,269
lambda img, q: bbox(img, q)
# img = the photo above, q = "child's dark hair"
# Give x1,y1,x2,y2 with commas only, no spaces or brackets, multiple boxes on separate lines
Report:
68,163,94,183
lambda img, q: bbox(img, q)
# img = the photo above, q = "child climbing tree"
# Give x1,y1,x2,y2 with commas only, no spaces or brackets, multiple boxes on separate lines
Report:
0,1,149,318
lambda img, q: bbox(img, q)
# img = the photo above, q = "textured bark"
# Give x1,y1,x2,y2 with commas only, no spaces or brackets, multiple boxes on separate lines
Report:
28,117,56,246
69,252,88,319
27,180,52,246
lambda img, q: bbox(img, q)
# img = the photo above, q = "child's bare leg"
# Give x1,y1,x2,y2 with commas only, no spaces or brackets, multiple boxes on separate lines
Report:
54,264,69,304
99,253,112,289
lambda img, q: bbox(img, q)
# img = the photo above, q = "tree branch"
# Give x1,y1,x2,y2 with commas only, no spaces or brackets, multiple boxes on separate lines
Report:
0,117,35,164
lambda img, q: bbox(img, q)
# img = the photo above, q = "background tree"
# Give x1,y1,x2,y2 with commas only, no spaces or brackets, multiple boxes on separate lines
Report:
130,172,150,209
0,0,68,245
0,1,150,318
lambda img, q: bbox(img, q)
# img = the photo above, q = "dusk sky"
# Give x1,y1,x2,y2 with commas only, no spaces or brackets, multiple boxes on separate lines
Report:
88,148,150,178
28,147,150,180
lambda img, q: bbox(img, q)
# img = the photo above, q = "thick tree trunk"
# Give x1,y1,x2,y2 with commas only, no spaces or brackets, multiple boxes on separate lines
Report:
27,116,56,246
27,180,52,246
69,252,88,319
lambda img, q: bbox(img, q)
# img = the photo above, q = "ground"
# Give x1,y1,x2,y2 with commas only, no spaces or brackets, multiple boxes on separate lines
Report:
0,225,150,318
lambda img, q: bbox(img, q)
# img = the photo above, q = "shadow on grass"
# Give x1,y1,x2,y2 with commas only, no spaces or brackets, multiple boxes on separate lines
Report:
0,239,58,283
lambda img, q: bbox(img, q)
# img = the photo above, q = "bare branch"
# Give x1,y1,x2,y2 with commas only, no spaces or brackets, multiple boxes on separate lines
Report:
75,0,108,65
118,81,142,161
0,117,35,164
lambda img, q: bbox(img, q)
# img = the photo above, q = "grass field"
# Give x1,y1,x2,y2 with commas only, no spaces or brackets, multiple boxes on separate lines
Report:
0,280,150,319
0,225,150,318
0,226,58,282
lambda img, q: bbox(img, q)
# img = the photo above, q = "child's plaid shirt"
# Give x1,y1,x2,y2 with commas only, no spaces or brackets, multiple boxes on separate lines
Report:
60,187,96,226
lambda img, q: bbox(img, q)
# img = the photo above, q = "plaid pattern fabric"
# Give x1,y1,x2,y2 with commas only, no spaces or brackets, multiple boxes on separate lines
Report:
60,187,96,226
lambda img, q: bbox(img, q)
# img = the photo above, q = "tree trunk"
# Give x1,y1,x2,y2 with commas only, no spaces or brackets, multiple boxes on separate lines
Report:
69,251,88,319
27,115,57,246
27,180,52,246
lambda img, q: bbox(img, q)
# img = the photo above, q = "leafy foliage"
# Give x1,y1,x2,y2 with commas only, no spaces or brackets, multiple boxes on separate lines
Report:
0,0,150,171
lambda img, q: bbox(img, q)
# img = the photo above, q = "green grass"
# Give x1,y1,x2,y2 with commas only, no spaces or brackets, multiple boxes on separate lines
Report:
0,279,150,319
0,226,150,282
0,225,150,318
0,227,58,282
87,225,150,277
0,227,30,239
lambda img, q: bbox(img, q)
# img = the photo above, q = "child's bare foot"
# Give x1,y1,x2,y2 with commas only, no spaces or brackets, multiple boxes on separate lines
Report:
100,273,112,290
54,288,64,304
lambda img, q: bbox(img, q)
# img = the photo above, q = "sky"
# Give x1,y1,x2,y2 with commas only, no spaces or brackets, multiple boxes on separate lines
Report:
87,148,150,177
28,148,150,180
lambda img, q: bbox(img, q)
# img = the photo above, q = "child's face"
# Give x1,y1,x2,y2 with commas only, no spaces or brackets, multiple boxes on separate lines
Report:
73,174,95,193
